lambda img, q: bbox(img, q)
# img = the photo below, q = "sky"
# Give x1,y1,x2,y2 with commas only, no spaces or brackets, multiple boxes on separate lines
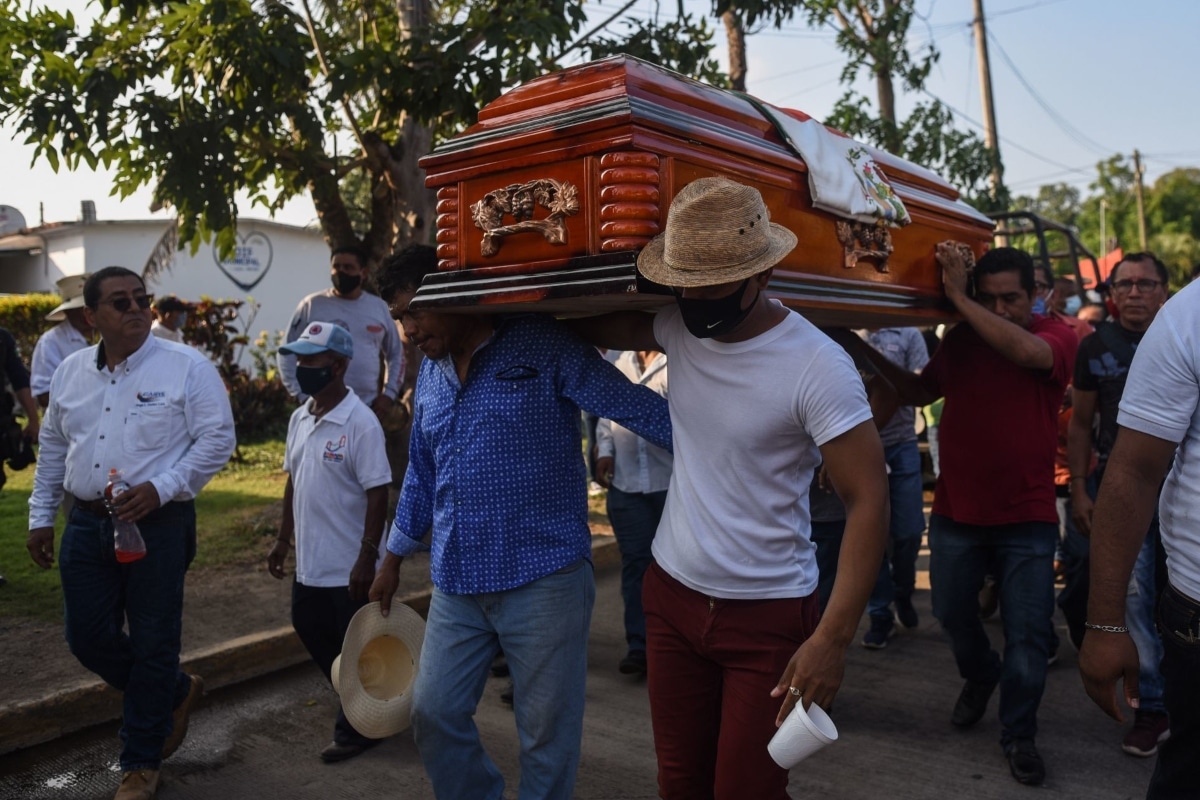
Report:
2,0,1197,232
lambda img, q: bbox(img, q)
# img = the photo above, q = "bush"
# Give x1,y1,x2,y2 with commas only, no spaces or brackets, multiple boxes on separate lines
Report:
0,293,60,365
185,299,294,446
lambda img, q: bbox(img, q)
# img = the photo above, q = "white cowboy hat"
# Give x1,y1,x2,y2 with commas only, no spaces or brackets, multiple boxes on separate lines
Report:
334,601,425,739
46,274,88,321
637,176,797,288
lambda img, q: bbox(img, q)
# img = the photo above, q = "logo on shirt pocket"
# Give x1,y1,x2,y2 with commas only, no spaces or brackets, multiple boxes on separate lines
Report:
323,435,347,463
495,365,539,381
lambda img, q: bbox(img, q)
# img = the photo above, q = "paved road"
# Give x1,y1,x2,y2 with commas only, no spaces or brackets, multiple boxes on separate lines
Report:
0,555,1155,799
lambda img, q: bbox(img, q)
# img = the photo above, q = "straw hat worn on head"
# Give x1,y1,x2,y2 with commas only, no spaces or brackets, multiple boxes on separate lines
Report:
46,274,88,321
637,177,798,288
334,601,425,739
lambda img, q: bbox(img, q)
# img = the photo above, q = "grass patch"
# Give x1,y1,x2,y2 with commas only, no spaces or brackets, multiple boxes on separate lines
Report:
0,439,288,622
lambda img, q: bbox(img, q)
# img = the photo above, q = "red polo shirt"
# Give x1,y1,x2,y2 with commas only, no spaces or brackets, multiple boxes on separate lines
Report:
920,315,1078,526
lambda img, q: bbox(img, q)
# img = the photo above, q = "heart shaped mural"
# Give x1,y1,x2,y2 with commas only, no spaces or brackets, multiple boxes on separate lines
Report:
213,231,273,291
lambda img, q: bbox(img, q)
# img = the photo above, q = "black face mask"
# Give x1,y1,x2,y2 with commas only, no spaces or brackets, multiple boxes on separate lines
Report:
332,271,362,294
296,365,335,396
673,279,754,339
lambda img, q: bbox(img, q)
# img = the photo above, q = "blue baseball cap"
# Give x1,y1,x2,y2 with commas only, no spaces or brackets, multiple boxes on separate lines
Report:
279,321,354,358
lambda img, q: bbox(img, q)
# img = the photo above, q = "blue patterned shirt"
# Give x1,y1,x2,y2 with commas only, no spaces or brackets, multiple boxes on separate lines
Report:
386,314,672,594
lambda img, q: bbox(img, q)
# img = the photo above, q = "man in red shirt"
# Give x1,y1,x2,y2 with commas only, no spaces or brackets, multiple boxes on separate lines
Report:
852,245,1078,787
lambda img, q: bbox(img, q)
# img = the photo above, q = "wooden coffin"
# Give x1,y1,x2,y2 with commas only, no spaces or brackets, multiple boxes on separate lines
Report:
416,55,994,327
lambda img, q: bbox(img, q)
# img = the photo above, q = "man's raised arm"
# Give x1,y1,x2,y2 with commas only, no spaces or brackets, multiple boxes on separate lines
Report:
565,311,660,353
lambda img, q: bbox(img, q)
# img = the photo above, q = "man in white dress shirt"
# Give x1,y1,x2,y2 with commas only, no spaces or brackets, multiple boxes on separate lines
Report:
30,273,94,407
150,295,191,343
27,267,235,800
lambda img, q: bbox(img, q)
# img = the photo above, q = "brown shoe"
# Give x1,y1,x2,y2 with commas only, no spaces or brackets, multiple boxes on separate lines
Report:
114,769,160,799
162,674,204,759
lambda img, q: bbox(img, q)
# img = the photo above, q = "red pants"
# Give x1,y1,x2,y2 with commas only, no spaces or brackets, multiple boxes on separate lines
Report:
643,561,819,800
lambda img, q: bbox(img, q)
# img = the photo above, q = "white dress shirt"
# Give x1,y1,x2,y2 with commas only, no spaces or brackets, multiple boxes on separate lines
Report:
30,320,90,397
595,351,672,494
29,335,236,528
150,320,185,343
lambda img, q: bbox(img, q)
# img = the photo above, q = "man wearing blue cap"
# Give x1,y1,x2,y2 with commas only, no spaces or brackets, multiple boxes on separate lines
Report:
269,321,393,762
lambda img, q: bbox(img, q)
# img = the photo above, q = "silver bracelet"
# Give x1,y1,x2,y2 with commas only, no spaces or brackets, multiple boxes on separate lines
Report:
1084,622,1129,634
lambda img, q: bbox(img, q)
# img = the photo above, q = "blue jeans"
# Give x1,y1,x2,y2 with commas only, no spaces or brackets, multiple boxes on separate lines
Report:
811,519,846,614
59,502,196,771
1128,519,1165,713
412,559,595,800
1149,582,1200,799
929,514,1056,746
606,486,666,652
867,440,927,619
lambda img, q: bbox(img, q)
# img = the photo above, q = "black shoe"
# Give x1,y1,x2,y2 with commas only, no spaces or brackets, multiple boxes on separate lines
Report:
618,650,647,676
1006,739,1045,786
499,679,514,707
894,596,919,629
320,738,380,763
490,653,510,678
862,616,895,649
951,678,998,727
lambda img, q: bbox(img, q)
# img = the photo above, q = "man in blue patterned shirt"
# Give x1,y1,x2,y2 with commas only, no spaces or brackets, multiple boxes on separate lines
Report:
369,245,672,800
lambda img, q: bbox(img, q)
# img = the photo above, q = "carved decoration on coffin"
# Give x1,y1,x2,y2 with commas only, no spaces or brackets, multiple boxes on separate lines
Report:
471,179,581,257
835,220,894,273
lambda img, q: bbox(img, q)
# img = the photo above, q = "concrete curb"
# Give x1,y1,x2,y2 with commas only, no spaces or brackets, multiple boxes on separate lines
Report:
0,535,619,755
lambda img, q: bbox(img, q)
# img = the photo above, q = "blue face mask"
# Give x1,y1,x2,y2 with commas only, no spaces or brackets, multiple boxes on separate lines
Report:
1031,296,1047,315
1064,295,1082,315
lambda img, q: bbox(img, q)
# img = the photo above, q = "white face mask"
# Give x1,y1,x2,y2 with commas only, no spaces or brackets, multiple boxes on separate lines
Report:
1064,296,1082,315
176,312,188,328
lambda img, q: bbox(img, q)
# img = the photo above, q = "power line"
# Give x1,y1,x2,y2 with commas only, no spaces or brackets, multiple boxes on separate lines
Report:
986,30,1114,157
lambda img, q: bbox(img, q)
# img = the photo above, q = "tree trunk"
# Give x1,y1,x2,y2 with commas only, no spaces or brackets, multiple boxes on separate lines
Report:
874,66,901,154
390,0,437,253
723,10,747,92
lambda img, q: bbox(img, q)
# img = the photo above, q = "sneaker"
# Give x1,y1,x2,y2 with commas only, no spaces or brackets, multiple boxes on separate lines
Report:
490,653,510,678
618,650,647,676
1005,739,1045,786
319,738,380,763
979,575,998,619
894,596,919,630
862,616,895,649
114,769,160,799
951,678,998,727
1047,634,1060,667
1122,710,1170,757
162,673,204,759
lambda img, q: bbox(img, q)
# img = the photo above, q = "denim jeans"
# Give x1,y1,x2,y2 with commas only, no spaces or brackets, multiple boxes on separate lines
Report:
929,514,1056,746
811,519,846,614
606,486,666,652
411,559,595,800
59,502,196,771
1127,520,1165,713
1148,582,1200,799
867,440,927,619
291,581,373,745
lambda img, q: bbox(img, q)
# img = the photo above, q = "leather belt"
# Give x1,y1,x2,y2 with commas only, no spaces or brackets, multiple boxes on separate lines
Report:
72,495,111,517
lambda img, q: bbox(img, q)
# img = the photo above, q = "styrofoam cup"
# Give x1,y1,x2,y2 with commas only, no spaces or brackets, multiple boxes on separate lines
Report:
767,700,838,768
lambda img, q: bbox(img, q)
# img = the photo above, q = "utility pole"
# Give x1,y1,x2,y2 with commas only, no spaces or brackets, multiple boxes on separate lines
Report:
973,0,1004,202
1133,149,1148,250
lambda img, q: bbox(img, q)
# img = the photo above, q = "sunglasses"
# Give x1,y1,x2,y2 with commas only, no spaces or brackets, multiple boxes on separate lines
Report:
100,294,154,312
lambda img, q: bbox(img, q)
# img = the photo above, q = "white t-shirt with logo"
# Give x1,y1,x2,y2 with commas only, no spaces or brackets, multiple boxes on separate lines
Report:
1117,279,1200,600
284,390,393,587
651,302,873,599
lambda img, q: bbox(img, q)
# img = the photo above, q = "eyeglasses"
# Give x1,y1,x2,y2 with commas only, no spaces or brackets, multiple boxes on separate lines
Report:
100,294,154,312
1110,279,1163,294
1033,282,1052,292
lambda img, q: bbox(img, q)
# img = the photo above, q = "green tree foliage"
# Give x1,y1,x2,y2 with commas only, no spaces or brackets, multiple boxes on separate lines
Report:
778,0,1002,209
1011,159,1200,288
0,0,721,261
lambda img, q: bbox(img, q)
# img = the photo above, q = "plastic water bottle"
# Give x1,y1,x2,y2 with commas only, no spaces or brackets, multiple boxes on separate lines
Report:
105,468,147,563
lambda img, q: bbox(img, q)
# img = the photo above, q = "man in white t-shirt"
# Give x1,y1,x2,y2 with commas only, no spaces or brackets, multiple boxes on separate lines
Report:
1080,278,1200,799
572,177,889,800
267,321,393,763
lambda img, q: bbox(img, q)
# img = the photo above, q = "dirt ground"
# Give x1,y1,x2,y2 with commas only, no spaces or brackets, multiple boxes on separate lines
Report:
0,538,436,714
